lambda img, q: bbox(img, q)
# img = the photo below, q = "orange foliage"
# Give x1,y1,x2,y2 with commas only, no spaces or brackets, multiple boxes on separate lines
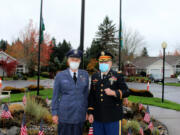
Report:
5,20,52,68
87,59,98,74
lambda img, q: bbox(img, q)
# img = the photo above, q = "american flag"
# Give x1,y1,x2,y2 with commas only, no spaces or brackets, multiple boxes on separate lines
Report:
20,114,28,135
148,121,154,131
46,97,49,105
88,126,93,135
128,128,132,135
1,104,13,119
38,120,44,135
139,127,144,135
144,105,150,123
139,103,143,111
23,95,26,105
124,98,129,106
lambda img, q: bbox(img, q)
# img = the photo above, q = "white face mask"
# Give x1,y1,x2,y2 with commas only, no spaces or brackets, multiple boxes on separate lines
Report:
69,62,80,70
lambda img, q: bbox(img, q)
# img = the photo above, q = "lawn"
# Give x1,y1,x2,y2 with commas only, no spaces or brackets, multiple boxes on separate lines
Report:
159,82,180,87
1,88,53,103
128,96,180,111
1,89,180,111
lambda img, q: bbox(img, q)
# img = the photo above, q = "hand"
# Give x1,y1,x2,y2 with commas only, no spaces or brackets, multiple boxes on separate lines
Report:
52,115,58,124
104,88,116,97
88,114,94,124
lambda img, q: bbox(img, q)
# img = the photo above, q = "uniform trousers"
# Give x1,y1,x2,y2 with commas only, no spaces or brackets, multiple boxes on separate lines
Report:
93,120,122,135
58,122,84,135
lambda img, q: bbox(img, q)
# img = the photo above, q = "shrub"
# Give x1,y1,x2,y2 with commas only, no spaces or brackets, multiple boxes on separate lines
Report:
13,75,18,80
22,75,28,80
3,86,26,93
25,95,51,122
123,120,140,134
27,85,44,91
9,104,24,114
41,72,49,78
129,88,154,97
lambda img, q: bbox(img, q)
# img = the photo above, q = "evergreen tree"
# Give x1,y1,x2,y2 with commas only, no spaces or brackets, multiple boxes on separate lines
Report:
95,16,117,54
0,39,8,51
141,47,149,57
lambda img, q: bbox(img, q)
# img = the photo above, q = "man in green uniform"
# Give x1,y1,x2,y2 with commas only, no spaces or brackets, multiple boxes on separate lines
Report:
88,51,130,135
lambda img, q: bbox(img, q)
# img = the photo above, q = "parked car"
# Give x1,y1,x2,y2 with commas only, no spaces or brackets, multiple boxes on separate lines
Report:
177,75,180,82
149,74,162,82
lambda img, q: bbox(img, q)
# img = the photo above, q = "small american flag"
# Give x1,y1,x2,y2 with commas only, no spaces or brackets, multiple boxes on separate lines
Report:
88,126,93,135
23,95,26,105
139,103,143,111
46,97,49,105
139,127,144,135
20,114,28,135
128,128,132,135
124,98,129,106
144,105,150,123
148,121,154,131
38,120,44,135
1,104,13,119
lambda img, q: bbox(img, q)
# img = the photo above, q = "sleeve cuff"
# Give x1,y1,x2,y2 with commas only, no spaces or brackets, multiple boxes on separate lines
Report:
52,110,58,116
115,90,122,99
87,107,94,115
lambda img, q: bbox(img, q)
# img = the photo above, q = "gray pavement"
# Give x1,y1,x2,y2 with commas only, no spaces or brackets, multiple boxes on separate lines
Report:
150,106,180,135
127,82,180,104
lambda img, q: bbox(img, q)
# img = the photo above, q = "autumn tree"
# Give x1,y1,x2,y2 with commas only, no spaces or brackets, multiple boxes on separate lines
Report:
0,57,18,77
5,20,52,75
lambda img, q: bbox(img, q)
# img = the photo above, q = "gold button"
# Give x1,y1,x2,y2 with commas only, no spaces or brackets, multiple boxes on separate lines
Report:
101,99,104,102
101,89,103,92
116,104,119,106
101,84,104,87
100,94,103,97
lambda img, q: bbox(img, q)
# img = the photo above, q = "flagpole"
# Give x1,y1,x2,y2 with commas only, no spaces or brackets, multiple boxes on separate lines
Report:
80,0,85,69
118,0,122,71
37,0,43,96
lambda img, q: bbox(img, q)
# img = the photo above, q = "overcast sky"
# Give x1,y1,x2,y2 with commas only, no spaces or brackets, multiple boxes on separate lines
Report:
0,0,180,56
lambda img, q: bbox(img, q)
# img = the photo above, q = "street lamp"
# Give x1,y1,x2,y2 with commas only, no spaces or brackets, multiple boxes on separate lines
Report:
161,41,167,103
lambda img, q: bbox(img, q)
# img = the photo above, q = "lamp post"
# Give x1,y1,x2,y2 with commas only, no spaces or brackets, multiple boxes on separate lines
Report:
161,42,167,103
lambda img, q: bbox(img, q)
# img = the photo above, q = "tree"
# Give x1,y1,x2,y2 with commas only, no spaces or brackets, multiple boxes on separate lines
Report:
141,47,149,57
0,57,18,77
95,16,118,54
49,39,72,75
120,26,145,62
5,20,52,75
0,39,8,51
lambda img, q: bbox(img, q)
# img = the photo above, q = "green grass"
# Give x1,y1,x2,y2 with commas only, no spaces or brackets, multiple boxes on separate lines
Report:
159,82,180,87
1,89,180,111
1,88,53,103
128,96,180,111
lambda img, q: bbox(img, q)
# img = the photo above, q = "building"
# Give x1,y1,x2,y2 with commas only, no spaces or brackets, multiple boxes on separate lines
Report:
126,56,180,77
0,51,28,76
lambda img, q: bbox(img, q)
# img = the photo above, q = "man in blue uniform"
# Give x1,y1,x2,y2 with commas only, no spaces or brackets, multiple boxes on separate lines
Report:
88,51,130,135
51,49,89,135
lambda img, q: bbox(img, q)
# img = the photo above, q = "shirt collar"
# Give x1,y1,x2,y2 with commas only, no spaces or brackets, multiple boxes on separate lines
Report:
69,68,78,78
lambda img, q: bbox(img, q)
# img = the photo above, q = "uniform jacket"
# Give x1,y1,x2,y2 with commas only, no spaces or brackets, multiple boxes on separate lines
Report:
51,69,89,124
88,69,130,122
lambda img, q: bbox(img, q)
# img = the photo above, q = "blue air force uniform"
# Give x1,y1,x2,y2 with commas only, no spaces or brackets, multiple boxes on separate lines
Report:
51,49,89,135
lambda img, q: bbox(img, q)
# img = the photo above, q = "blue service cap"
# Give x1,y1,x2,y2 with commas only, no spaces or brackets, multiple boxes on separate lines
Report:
66,49,83,58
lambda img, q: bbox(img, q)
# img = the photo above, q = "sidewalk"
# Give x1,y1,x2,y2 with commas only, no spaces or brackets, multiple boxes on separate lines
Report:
150,106,180,135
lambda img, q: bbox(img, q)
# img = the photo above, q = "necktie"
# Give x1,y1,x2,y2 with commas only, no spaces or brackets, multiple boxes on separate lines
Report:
73,72,77,83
